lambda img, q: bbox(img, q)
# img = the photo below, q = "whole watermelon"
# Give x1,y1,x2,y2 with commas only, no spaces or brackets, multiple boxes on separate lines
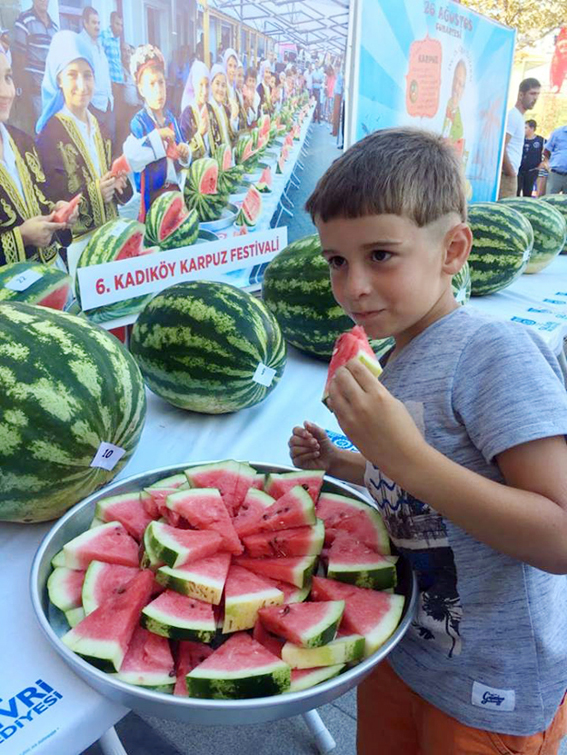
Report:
452,261,471,305
0,261,71,310
540,194,567,253
499,197,566,273
129,281,287,414
0,303,146,522
467,202,534,296
145,191,199,251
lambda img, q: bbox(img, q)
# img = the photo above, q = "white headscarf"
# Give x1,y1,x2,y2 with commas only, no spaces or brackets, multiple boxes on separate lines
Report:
181,59,210,112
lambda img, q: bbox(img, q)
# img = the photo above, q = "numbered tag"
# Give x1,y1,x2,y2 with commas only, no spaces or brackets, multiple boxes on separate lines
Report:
5,269,43,292
90,441,126,471
253,362,276,387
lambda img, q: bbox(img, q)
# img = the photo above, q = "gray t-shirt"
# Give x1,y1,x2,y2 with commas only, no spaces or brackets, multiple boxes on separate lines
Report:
364,306,567,735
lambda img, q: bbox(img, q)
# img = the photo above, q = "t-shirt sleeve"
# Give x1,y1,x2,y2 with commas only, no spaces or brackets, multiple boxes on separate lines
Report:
452,320,567,462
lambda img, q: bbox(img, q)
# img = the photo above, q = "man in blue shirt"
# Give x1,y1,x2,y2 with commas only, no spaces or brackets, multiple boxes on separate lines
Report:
544,123,567,194
517,119,545,196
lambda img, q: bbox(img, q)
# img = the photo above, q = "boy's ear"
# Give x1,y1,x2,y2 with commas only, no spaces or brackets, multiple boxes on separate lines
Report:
443,222,472,275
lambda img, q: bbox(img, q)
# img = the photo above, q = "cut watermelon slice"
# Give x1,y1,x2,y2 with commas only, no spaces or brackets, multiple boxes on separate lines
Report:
116,626,175,689
146,521,222,568
141,589,216,642
222,564,284,633
281,633,365,669
234,555,317,589
81,561,140,615
242,519,325,558
47,567,85,612
233,489,275,536
174,641,214,696
237,485,317,537
255,167,273,193
239,185,262,226
156,552,232,605
95,492,153,542
259,601,344,648
167,488,243,554
323,325,383,405
111,154,131,177
275,580,311,603
141,525,165,571
61,569,154,672
251,473,265,490
311,576,405,657
252,619,285,658
289,665,345,693
66,607,85,627
327,534,398,590
316,492,390,555
63,522,140,570
184,460,256,517
53,193,82,224
264,470,325,504
144,474,190,518
186,632,291,699
51,550,66,568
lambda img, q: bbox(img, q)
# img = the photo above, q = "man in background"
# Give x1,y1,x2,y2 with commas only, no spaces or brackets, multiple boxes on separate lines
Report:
100,11,124,138
499,77,541,198
80,6,114,138
517,119,545,196
543,122,567,194
311,61,324,123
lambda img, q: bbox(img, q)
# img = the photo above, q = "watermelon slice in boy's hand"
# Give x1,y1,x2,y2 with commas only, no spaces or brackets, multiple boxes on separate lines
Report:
53,193,82,224
323,326,383,406
110,154,131,177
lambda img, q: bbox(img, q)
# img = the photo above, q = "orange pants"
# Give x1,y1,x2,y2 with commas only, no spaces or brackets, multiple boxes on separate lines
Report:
357,660,567,755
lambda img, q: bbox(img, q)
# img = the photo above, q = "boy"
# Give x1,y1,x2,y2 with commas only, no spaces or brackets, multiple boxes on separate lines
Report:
517,119,545,196
289,128,567,754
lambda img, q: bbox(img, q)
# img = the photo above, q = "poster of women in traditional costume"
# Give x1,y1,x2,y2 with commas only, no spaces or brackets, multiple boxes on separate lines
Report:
35,30,131,238
222,48,244,135
257,60,273,115
207,63,237,150
180,60,211,160
123,44,190,220
0,48,76,266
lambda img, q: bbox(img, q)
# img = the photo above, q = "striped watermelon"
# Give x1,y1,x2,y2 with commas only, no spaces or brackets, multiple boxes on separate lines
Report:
184,158,228,223
235,186,262,228
467,202,533,296
0,303,146,522
214,143,244,195
451,261,471,305
499,197,566,274
0,261,70,310
261,234,393,361
540,194,567,253
75,219,156,323
145,191,199,250
129,281,287,414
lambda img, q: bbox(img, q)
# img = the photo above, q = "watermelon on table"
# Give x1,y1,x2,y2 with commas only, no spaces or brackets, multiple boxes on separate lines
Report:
467,203,533,295
129,281,287,415
146,521,223,568
541,194,567,253
323,326,383,406
95,493,153,542
184,158,227,223
311,576,405,657
143,474,190,518
223,564,284,633
281,633,365,669
499,197,567,274
289,665,345,693
233,489,275,536
47,567,85,612
145,191,199,251
235,185,262,228
166,488,242,554
184,460,257,516
236,485,317,538
116,626,175,690
255,166,273,193
253,618,285,658
316,492,391,555
262,234,394,361
141,588,216,642
258,600,345,648
327,535,398,590
62,569,154,672
156,552,232,605
81,560,140,615
0,262,70,311
234,555,317,589
264,470,325,504
174,641,214,696
63,522,140,570
186,632,291,699
0,303,146,523
242,520,325,558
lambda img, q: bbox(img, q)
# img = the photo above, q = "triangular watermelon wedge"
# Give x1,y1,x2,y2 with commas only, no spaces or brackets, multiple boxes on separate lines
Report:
264,470,325,504
184,460,256,516
63,522,140,570
167,488,243,554
156,552,232,605
116,626,175,688
174,641,214,696
327,533,398,590
234,555,317,589
258,600,345,648
236,485,317,537
81,560,140,615
95,492,153,542
233,488,275,537
146,521,223,568
316,492,390,555
61,569,153,672
323,325,383,405
222,564,284,633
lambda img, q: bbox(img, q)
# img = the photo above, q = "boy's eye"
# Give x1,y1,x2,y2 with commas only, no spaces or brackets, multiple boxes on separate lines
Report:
325,255,345,269
371,250,392,262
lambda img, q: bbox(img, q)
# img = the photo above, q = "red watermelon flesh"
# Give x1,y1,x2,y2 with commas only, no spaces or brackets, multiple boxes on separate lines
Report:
190,632,282,672
198,163,219,194
242,521,324,558
265,470,325,504
238,485,316,537
220,146,233,171
233,489,275,536
234,555,316,588
185,461,240,514
52,193,82,224
111,154,131,177
258,601,344,647
117,626,175,686
242,140,254,162
160,195,189,240
258,167,272,188
61,569,154,671
47,567,85,611
37,280,71,311
82,561,140,614
144,474,190,519
115,230,145,260
174,641,214,696
241,186,262,225
63,522,140,570
253,619,284,658
251,474,265,491
167,488,243,554
316,492,390,554
149,522,223,567
96,493,153,542
323,326,382,404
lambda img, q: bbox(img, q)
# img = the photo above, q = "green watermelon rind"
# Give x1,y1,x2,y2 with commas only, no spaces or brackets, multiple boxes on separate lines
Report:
287,664,345,693
361,593,405,657
540,194,567,253
499,197,567,274
223,586,284,634
140,602,216,643
261,600,345,648
281,633,365,669
327,555,398,591
65,606,85,628
186,660,291,699
47,567,83,612
0,262,71,308
61,636,123,673
155,563,226,606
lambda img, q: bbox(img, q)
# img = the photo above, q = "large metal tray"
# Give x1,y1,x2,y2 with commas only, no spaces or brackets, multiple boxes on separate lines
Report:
199,203,239,232
31,462,417,725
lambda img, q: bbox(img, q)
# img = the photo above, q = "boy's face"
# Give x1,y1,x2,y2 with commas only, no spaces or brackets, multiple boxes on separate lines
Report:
318,213,466,349
525,124,535,138
139,68,166,112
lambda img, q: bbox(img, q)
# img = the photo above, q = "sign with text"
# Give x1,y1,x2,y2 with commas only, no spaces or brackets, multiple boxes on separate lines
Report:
77,228,288,312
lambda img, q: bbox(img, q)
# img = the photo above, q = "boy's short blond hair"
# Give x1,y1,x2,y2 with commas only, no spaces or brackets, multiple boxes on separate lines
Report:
306,127,467,227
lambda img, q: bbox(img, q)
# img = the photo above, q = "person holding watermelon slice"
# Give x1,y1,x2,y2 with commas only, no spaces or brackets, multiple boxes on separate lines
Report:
290,127,567,753
180,59,211,159
257,60,274,115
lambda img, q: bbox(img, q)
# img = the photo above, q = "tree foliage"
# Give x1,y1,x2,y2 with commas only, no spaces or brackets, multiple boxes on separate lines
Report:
460,1,567,49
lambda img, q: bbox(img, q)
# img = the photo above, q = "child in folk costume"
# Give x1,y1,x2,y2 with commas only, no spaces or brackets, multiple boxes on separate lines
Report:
234,61,248,129
36,31,130,238
257,60,273,115
243,67,261,128
0,48,76,266
180,60,211,159
207,64,237,151
123,44,190,220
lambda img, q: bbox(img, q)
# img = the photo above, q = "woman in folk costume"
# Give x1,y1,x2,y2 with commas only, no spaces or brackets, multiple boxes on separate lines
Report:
256,60,273,115
180,60,211,159
36,31,130,238
0,49,76,266
234,61,248,127
123,44,190,220
222,48,245,134
207,64,237,150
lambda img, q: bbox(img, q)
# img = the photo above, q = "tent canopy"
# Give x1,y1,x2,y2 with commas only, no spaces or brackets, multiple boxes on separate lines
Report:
210,0,350,56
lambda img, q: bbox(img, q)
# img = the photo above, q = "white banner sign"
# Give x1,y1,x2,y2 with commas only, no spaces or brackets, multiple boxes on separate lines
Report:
76,227,288,312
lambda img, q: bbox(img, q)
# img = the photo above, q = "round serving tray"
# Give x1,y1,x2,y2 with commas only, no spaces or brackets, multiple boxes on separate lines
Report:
199,203,239,232
194,229,219,244
31,461,417,725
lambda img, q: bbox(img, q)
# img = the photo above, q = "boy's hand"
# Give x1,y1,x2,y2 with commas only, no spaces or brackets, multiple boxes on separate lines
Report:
289,421,336,472
329,360,427,479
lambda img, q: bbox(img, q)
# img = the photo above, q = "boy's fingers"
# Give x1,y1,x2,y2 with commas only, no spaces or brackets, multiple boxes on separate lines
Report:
345,359,384,392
